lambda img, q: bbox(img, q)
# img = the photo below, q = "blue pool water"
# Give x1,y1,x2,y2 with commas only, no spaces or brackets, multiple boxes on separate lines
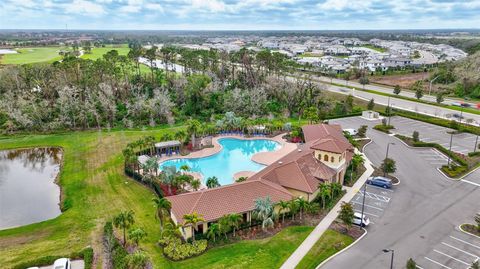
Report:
159,138,280,185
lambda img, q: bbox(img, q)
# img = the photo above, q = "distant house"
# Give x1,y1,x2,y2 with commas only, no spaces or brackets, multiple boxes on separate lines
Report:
166,124,353,239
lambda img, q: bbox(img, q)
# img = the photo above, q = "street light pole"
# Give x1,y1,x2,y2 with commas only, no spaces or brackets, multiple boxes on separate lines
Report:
429,75,440,96
474,134,479,153
384,142,395,177
447,132,454,167
360,183,367,227
383,249,394,269
387,96,391,126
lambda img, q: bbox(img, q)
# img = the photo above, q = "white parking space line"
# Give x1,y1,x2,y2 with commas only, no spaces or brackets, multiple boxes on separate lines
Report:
433,249,470,266
415,265,424,269
441,242,479,259
449,236,480,250
364,184,395,193
359,191,391,202
461,179,480,187
350,201,384,211
354,210,380,218
424,257,453,269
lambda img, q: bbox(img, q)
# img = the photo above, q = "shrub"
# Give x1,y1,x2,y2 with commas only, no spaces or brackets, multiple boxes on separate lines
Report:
357,125,368,138
104,221,129,269
373,124,394,134
412,131,419,142
162,238,208,261
441,164,468,177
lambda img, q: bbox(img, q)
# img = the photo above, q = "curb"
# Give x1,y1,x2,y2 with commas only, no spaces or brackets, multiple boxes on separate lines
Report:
316,228,368,269
458,224,480,239
361,138,373,152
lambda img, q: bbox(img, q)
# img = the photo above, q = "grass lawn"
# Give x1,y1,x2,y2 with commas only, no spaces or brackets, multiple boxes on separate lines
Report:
0,126,315,269
173,226,314,269
296,229,354,269
80,45,130,60
360,45,387,53
0,47,67,64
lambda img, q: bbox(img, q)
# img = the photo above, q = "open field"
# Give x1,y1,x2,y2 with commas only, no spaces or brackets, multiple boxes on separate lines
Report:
80,45,130,60
0,47,67,65
360,45,387,53
0,122,320,268
370,72,430,89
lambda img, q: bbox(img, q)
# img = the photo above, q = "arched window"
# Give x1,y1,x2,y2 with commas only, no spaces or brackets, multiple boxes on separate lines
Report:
330,156,334,162
324,154,329,162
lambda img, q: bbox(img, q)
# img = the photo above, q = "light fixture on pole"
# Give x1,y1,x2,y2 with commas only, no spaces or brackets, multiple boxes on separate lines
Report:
383,142,395,177
382,249,394,269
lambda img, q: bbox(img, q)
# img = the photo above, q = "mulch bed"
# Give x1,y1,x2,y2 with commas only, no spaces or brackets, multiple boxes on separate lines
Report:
461,224,480,237
372,167,400,184
357,139,372,152
329,221,365,240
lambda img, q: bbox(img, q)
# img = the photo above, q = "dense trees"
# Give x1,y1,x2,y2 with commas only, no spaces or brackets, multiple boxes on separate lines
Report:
0,46,364,133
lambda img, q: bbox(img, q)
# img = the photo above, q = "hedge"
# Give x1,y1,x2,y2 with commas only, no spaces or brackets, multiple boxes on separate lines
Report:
411,141,468,166
373,124,394,134
161,237,208,261
12,247,94,269
124,167,164,197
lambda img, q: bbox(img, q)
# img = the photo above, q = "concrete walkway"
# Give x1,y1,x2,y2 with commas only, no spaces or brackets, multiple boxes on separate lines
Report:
280,149,374,269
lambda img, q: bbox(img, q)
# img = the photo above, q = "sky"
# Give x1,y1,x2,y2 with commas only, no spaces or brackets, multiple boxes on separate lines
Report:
0,0,480,30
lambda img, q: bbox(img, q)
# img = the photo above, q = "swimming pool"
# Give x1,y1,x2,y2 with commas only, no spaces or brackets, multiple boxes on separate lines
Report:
159,138,280,185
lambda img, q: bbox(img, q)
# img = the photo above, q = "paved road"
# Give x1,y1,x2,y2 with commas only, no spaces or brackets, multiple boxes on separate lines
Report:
322,120,480,269
308,74,478,108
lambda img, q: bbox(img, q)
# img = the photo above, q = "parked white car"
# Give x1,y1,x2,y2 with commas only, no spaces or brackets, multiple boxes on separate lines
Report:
53,258,71,269
353,212,370,227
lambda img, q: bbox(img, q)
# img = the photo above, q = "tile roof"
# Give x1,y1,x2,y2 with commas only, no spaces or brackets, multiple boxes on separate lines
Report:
166,179,293,224
303,124,352,154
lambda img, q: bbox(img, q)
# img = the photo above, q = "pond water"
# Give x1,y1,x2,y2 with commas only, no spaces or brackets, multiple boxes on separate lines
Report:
159,138,280,185
0,148,62,230
0,49,18,54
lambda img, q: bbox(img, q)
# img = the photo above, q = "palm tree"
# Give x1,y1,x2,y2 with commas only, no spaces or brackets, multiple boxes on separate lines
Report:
128,228,147,247
190,179,201,191
288,199,299,221
113,210,135,246
161,165,177,195
206,223,220,242
162,222,182,239
278,200,289,223
331,182,343,199
228,213,242,237
253,196,276,231
183,212,204,242
319,182,332,209
351,153,364,172
218,215,231,239
206,176,220,188
296,197,309,220
152,197,171,231
174,130,187,143
124,250,150,269
186,119,201,148
180,165,190,174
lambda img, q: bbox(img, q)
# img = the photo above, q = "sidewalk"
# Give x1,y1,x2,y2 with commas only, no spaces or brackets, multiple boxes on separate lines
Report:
280,149,374,269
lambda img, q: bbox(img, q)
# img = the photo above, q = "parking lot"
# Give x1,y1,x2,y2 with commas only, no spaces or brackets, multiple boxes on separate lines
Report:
351,184,395,226
330,116,479,155
389,116,478,155
418,228,479,269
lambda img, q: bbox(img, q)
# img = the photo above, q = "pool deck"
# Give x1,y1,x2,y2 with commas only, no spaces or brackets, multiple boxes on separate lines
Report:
157,133,298,181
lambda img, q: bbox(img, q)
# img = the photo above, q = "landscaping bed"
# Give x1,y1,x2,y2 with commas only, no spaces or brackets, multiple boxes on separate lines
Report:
357,138,372,152
395,134,480,178
460,224,480,237
373,124,394,134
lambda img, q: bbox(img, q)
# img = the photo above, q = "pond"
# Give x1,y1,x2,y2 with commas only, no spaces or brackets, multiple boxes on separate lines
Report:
0,148,62,230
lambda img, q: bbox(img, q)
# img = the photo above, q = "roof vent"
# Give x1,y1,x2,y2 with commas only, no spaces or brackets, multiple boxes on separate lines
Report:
298,149,302,152
278,161,283,164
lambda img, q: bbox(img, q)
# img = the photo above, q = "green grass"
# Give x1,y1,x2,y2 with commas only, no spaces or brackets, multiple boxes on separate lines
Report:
0,126,316,268
0,47,67,64
360,45,387,53
296,229,354,269
173,226,314,269
80,45,130,60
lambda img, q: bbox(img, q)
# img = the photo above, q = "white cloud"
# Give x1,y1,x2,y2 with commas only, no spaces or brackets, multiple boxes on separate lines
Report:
191,0,226,13
68,0,106,16
317,0,373,11
118,5,142,13
145,3,164,12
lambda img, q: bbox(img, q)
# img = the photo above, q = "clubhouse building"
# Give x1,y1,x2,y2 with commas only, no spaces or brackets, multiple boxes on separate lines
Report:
166,123,353,239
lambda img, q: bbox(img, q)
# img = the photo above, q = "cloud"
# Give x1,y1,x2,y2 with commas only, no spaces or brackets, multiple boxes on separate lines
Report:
67,0,106,16
145,3,164,12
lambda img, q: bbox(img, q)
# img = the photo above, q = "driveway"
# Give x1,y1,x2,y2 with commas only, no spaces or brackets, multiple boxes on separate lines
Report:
321,124,480,269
